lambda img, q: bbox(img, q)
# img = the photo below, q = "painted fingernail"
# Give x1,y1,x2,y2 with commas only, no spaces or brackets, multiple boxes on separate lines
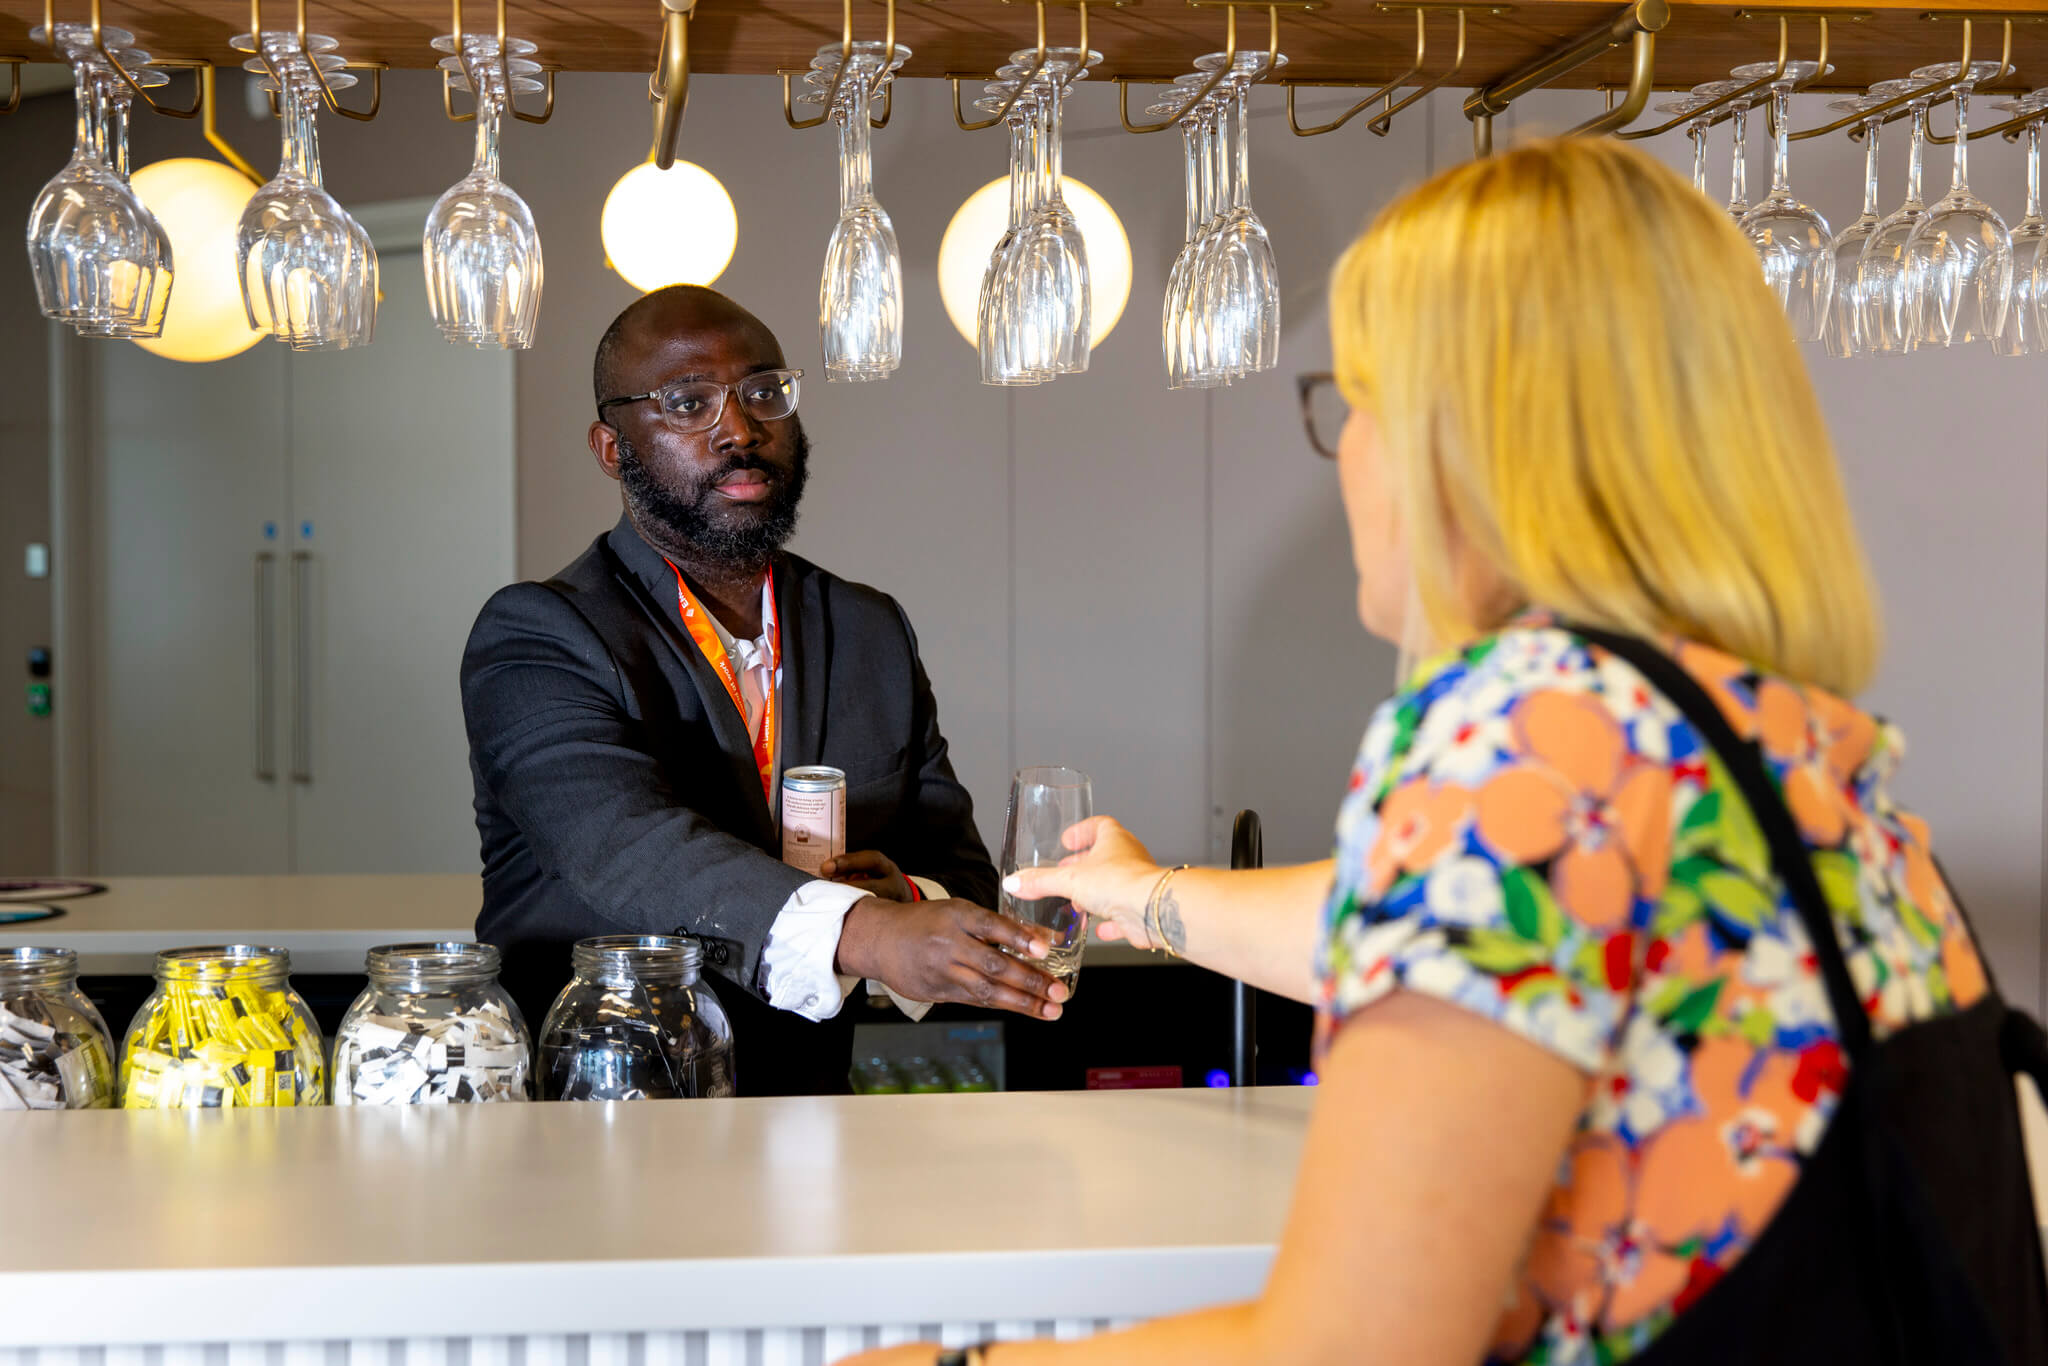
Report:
1001,874,1021,894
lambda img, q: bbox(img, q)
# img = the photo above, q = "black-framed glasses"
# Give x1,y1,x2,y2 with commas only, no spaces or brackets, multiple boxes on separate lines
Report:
596,368,805,431
1297,371,1344,461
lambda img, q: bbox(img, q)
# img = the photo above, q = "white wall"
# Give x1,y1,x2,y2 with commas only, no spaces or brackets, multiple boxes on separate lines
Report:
11,70,2043,1013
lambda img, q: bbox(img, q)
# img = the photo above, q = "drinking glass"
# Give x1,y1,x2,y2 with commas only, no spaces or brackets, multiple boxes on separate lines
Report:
812,41,909,381
1664,82,1740,196
75,64,175,340
999,767,1093,991
235,32,377,350
25,25,172,334
1736,61,1833,341
424,33,546,349
1724,90,1756,220
1857,80,1936,356
977,85,1044,384
1903,61,2013,347
1990,92,2048,356
1009,47,1093,378
1821,95,1887,358
1193,51,1284,380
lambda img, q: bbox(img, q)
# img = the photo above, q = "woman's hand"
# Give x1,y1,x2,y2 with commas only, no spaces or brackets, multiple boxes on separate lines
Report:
1002,816,1167,951
823,849,915,902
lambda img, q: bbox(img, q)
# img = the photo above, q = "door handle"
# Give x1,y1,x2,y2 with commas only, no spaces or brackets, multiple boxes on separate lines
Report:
290,550,313,785
254,551,277,781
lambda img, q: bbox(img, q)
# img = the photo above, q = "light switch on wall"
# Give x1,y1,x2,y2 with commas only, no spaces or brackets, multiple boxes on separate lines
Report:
24,543,48,579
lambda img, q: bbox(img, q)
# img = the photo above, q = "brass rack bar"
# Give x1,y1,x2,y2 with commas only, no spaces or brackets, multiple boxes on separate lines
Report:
297,0,381,120
1564,25,1653,135
1789,16,2008,141
91,0,201,116
1288,6,1423,136
651,0,692,167
782,0,898,131
146,59,264,177
0,61,18,115
1119,1,1300,135
1616,14,1787,140
949,0,1051,132
1369,9,1469,136
1463,0,1667,125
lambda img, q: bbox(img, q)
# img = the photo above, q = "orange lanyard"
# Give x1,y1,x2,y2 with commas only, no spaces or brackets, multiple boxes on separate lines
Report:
664,559,778,806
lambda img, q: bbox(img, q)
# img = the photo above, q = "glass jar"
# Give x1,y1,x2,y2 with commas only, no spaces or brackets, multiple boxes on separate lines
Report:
0,947,116,1109
334,942,532,1105
539,935,734,1100
121,945,325,1108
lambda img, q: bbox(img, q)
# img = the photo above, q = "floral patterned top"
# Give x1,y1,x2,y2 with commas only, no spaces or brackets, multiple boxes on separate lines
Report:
1315,618,1990,1366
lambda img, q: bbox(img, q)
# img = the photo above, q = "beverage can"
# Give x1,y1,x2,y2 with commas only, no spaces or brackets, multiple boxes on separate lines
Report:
780,766,846,875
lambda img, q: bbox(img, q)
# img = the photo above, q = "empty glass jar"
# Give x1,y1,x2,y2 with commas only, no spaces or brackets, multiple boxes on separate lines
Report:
539,935,734,1100
121,945,325,1108
0,947,115,1109
333,942,532,1105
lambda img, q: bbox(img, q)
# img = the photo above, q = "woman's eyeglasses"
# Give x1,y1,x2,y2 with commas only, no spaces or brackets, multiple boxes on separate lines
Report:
1297,371,1344,461
597,368,805,431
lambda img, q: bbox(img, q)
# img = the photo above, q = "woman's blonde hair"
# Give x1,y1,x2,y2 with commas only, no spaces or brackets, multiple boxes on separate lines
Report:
1330,136,1881,696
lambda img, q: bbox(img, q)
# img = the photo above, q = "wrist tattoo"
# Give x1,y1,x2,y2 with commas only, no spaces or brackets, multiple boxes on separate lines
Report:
1158,888,1187,955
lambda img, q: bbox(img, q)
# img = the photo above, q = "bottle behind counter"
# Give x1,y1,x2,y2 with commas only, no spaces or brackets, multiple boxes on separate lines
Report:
539,935,735,1100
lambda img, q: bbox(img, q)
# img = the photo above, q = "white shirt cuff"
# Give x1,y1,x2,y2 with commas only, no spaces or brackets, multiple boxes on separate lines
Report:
758,880,873,1022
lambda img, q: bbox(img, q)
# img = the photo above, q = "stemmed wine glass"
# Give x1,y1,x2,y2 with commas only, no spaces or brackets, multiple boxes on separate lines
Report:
234,31,378,350
1989,90,2048,356
26,23,173,336
1723,87,1757,220
1736,59,1833,341
809,40,909,381
976,83,1043,384
1903,60,2013,347
1821,93,1888,358
1662,82,1741,196
424,30,546,349
1199,50,1283,378
1857,79,1938,356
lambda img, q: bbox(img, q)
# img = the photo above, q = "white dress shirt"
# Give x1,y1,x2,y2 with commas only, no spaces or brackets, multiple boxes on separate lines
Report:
707,579,941,1022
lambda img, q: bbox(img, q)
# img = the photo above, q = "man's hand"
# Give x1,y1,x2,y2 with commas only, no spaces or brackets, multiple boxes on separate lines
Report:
835,898,1069,1020
822,849,914,902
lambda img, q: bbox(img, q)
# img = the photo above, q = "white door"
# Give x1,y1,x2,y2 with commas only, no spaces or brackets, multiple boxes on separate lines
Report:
87,203,514,875
285,240,515,872
90,335,293,873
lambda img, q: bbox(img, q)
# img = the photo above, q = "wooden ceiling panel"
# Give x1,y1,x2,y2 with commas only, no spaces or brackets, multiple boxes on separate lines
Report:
0,1,2040,101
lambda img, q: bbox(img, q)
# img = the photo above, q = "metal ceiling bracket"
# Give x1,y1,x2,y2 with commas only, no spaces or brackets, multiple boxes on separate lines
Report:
144,59,263,179
84,0,201,117
1118,1,1310,135
651,0,694,168
1616,12,1789,140
294,0,382,120
444,0,555,125
0,61,19,114
1462,0,1668,155
1789,15,2010,141
948,0,1057,133
1284,4,1485,138
784,0,901,131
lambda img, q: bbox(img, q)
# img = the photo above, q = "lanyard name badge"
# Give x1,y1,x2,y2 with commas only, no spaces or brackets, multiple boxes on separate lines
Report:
664,559,778,806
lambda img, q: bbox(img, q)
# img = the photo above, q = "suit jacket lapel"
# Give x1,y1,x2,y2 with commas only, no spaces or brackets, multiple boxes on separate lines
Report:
776,554,830,774
603,520,776,844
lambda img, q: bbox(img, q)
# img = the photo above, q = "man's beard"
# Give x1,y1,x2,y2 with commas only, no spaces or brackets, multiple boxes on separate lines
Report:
617,423,809,571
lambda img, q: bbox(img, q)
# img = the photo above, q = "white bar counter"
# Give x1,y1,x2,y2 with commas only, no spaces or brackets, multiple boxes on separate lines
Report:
0,875,1160,975
0,1088,1309,1357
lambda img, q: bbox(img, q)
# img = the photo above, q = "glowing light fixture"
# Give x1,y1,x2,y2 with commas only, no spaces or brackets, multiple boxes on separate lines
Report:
936,175,1131,352
601,159,739,293
128,158,264,364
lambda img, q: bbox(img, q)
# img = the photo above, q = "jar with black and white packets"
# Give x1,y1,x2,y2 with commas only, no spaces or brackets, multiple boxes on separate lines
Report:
0,947,115,1109
539,935,735,1101
333,942,533,1105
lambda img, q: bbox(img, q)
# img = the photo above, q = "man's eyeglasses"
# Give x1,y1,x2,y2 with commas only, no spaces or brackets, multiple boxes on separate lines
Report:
596,368,805,432
1297,371,1345,461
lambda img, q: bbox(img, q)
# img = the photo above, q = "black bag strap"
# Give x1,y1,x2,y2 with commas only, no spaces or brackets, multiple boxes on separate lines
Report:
1566,626,1875,1061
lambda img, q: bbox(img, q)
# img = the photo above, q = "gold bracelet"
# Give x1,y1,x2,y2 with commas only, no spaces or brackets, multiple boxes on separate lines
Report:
1144,864,1192,956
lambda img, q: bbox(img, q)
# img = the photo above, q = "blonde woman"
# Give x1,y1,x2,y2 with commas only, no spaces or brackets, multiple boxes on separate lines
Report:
843,138,2048,1366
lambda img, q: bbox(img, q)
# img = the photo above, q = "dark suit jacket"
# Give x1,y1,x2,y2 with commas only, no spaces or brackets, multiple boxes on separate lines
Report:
460,517,998,1095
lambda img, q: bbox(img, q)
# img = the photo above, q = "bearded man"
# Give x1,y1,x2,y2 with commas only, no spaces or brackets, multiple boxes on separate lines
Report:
461,286,1064,1096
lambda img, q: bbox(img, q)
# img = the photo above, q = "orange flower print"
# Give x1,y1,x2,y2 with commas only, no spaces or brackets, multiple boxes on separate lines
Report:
1674,641,1759,740
1474,691,1673,930
1755,680,1868,849
1366,778,1473,898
